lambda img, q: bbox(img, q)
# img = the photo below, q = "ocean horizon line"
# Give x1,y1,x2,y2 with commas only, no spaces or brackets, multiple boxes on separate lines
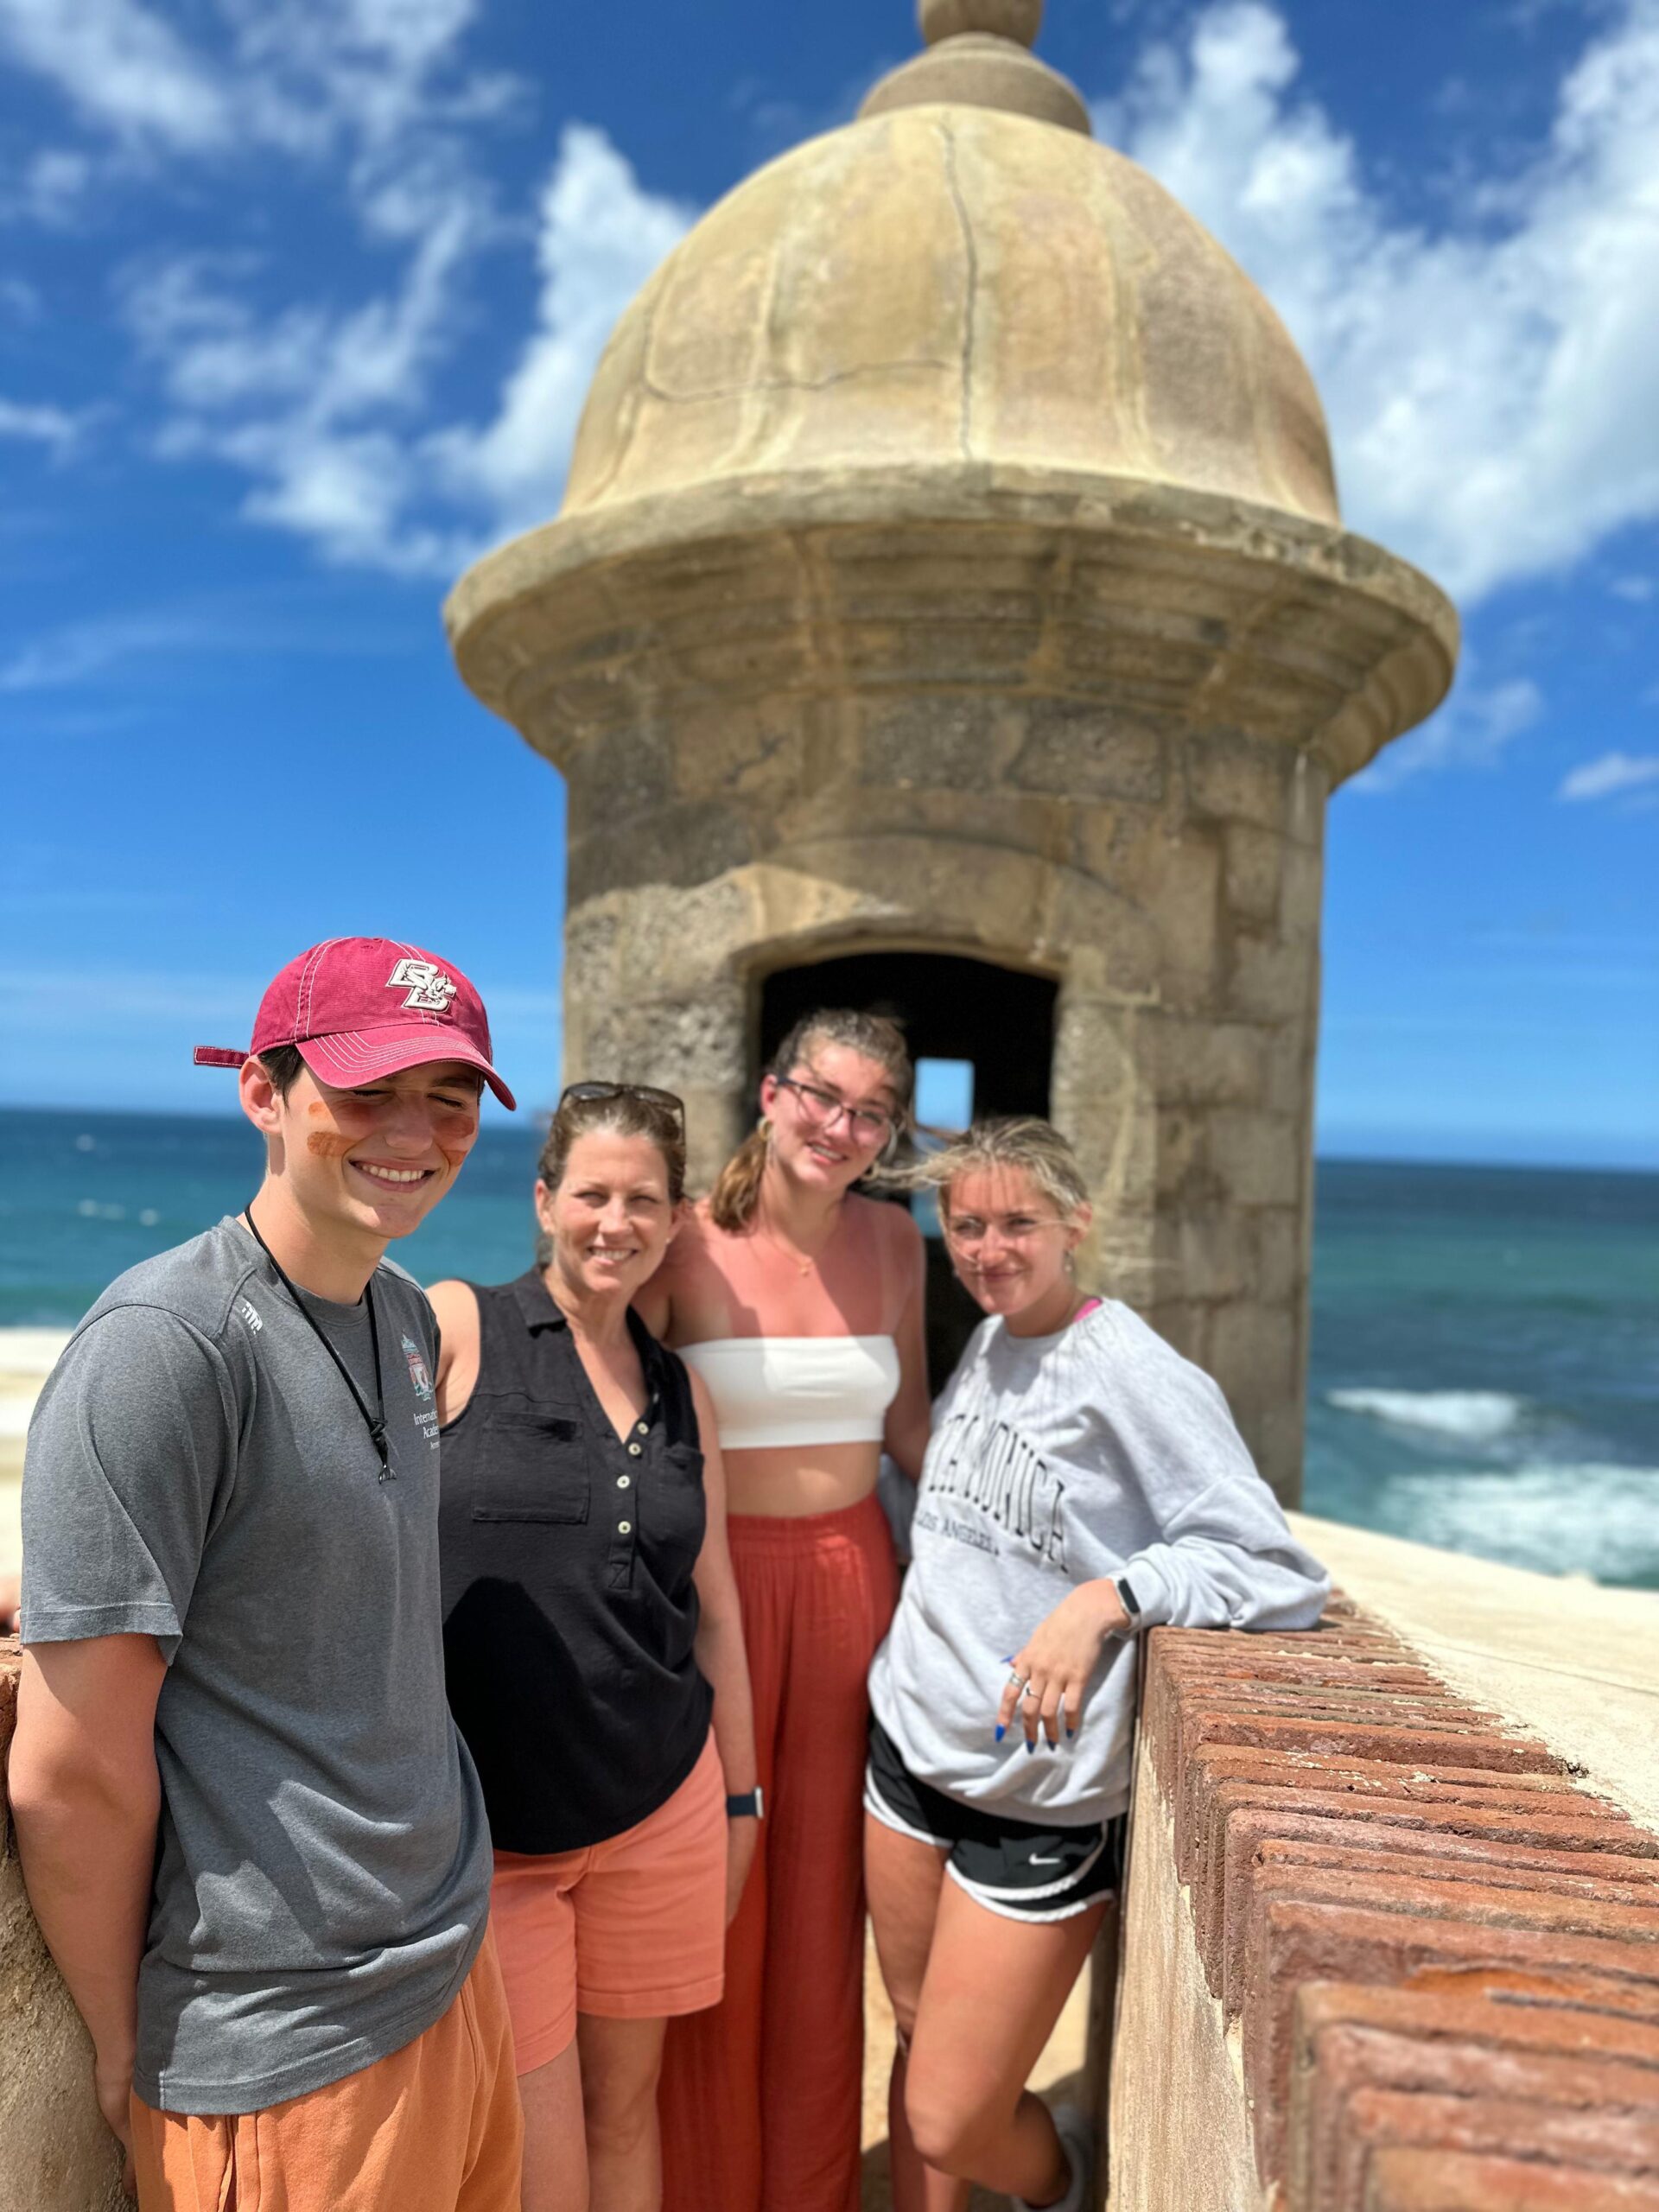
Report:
2,1099,1655,1180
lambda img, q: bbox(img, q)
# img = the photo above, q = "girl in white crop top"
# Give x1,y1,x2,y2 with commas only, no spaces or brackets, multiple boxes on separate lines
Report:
639,1009,930,2212
677,1334,901,1452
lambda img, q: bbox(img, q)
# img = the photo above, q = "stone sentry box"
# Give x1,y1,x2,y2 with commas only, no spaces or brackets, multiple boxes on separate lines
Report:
444,0,1459,1502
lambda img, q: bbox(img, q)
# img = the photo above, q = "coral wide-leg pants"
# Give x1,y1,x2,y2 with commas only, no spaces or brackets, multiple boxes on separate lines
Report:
658,1492,898,2212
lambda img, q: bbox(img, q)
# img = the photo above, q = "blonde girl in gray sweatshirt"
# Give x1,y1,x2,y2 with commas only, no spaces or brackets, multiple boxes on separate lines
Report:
865,1117,1327,2212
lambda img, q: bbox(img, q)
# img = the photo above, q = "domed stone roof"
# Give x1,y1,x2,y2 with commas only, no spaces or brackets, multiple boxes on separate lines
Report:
448,3,1455,796
561,18,1338,531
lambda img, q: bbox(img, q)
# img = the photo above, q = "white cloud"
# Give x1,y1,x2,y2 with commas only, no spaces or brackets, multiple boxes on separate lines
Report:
124,125,690,574
26,0,1658,635
429,128,693,536
0,0,232,149
1098,0,1659,606
1354,673,1545,791
1559,750,1659,799
3,148,96,226
0,599,408,690
0,612,228,690
0,396,82,452
0,0,510,163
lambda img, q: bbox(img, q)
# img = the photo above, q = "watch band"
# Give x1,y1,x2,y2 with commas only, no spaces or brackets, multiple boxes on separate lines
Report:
1115,1573,1144,1624
726,1789,765,1821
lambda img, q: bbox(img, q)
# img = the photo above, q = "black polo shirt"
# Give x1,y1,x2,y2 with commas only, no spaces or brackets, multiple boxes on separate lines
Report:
438,1271,713,1853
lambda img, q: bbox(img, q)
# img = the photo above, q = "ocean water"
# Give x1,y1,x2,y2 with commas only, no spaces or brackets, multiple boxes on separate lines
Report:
1303,1160,1659,1590
3,1110,1655,1587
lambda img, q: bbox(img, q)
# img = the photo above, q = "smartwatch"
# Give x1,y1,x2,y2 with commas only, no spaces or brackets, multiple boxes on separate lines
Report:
1114,1574,1144,1627
726,1789,765,1821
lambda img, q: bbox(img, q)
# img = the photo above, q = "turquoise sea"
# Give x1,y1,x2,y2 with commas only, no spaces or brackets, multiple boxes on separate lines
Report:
3,1109,1655,1588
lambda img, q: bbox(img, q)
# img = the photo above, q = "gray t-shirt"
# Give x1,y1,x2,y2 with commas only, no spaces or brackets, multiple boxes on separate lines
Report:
21,1217,493,2114
869,1301,1329,1826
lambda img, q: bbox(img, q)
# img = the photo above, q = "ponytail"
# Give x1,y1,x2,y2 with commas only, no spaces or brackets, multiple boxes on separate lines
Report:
709,1125,772,1234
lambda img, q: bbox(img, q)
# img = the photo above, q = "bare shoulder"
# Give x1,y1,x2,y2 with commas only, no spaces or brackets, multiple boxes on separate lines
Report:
671,1198,750,1284
426,1277,480,1330
425,1279,480,1360
861,1192,924,1263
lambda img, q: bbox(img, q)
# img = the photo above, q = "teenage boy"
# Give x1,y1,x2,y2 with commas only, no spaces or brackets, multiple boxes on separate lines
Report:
10,938,524,2212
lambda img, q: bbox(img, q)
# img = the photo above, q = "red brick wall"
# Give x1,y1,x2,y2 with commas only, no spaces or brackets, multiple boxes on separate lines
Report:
1141,1601,1659,2209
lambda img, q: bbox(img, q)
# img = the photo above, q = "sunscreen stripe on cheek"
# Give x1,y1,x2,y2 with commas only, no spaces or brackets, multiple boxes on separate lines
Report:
307,1132,359,1160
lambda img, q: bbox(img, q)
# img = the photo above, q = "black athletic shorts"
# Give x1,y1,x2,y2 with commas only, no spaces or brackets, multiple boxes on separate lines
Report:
864,1715,1126,1924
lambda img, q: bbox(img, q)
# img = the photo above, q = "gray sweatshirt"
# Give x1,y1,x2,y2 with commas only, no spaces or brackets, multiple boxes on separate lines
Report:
868,1300,1329,1825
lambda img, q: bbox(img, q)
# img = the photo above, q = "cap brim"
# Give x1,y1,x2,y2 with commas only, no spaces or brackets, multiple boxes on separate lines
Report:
298,1027,517,1112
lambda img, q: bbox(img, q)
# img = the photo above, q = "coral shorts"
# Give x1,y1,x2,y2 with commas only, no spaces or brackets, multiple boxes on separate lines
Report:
490,1731,728,2075
130,1929,521,2212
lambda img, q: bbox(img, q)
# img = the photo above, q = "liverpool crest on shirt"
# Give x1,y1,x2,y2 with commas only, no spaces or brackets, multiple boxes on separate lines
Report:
403,1334,435,1401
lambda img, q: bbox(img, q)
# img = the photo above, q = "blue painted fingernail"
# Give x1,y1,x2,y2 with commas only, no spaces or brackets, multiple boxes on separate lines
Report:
1025,1738,1034,1756
995,1725,1006,1743
1066,1727,1076,1739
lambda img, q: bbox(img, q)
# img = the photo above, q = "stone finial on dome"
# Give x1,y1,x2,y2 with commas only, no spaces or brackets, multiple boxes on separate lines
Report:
861,0,1089,135
920,0,1043,45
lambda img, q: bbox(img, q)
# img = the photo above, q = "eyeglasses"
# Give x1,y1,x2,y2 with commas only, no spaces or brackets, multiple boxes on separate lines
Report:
773,1073,895,1147
558,1081,686,1131
942,1212,1071,1250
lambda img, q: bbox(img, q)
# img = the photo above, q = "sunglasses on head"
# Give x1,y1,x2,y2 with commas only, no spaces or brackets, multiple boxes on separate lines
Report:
558,1080,687,1131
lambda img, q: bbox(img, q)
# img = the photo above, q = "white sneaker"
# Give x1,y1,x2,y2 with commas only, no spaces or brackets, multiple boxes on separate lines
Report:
1012,2100,1095,2212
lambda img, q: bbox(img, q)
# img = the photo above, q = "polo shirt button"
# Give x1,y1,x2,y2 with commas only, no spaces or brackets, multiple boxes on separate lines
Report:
618,1520,632,1535
636,1421,650,1436
617,1475,631,1489
627,1442,643,1457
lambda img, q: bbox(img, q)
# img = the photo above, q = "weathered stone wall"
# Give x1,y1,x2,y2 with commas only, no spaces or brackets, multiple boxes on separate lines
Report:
0,1642,126,2212
563,686,1326,1491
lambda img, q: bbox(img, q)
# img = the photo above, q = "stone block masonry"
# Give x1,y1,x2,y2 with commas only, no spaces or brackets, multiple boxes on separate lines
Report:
0,1637,126,2211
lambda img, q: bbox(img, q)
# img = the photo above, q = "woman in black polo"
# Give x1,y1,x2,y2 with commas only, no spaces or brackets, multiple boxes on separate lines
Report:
431,1084,757,2212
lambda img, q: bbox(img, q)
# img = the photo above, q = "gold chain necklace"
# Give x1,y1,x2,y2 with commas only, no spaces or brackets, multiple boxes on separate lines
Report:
755,1202,843,1278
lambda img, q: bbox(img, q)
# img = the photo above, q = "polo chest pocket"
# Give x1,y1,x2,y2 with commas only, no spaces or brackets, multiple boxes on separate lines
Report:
471,1404,590,1525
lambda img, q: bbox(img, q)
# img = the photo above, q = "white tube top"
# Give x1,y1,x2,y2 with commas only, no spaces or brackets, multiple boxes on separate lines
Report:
679,1335,900,1451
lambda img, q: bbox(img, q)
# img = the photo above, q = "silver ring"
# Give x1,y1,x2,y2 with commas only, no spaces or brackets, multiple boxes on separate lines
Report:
1007,1669,1030,1695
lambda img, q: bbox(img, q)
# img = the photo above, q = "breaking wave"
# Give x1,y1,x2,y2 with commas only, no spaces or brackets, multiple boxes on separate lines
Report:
1327,1389,1527,1444
1367,1462,1659,1586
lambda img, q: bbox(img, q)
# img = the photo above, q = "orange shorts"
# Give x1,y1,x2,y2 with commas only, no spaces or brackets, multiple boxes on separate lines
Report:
130,1926,522,2212
490,1731,727,2075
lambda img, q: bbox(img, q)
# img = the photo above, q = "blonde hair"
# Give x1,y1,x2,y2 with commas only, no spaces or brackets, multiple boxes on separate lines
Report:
916,1115,1090,1225
709,1007,914,1233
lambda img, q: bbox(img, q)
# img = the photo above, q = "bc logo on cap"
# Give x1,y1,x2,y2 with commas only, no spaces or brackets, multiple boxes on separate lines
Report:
387,957,457,1014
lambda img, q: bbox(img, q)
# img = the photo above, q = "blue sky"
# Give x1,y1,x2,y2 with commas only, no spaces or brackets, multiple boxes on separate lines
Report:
2,0,1656,1165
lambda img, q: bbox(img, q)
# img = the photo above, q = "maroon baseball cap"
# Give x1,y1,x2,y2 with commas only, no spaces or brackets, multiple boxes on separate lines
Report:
194,938,516,1110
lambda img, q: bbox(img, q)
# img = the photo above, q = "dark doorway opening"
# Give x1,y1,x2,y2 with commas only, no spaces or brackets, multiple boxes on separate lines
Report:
759,951,1057,1390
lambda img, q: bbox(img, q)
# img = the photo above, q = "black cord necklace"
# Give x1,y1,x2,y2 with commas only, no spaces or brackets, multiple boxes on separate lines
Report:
243,1206,392,1481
